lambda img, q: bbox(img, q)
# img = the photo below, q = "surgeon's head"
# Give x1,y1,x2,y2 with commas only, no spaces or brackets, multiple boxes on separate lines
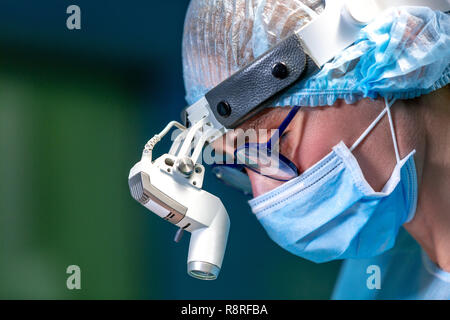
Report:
182,0,450,265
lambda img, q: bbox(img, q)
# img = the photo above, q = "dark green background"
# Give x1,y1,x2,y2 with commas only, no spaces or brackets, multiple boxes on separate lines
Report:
0,0,340,299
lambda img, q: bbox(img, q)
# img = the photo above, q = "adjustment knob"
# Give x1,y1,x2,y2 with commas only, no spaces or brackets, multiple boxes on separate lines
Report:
175,157,195,177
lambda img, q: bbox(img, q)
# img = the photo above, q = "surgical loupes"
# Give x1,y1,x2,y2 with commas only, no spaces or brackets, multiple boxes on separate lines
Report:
128,117,229,280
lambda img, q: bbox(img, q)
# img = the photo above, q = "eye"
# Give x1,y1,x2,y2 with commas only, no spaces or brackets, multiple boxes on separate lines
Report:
280,131,290,144
279,131,290,153
280,131,289,141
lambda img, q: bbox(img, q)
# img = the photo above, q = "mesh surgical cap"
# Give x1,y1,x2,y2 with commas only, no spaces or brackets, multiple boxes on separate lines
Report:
182,0,450,107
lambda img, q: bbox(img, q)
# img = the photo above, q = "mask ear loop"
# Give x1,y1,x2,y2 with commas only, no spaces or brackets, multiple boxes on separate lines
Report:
349,98,399,164
385,98,401,164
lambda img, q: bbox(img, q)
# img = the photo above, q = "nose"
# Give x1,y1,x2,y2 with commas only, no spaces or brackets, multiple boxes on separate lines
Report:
246,169,285,198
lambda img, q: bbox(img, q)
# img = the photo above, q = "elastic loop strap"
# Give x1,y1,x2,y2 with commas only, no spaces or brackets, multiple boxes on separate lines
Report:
350,98,400,164
385,97,401,163
350,102,389,151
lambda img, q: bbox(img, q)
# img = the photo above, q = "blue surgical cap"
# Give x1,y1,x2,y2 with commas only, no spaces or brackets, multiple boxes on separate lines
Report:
182,1,450,107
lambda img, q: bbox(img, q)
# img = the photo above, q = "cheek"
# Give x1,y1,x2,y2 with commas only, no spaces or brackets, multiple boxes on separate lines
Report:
246,169,285,198
291,105,397,192
284,111,341,173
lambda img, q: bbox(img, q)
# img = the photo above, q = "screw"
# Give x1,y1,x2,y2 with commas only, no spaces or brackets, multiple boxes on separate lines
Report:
272,62,289,79
175,157,194,176
217,101,231,117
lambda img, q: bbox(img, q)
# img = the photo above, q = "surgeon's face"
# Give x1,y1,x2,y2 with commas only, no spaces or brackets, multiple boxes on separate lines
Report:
235,99,400,197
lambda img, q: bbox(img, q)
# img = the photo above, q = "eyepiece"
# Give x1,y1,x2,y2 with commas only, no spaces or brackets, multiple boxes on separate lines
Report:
187,261,220,280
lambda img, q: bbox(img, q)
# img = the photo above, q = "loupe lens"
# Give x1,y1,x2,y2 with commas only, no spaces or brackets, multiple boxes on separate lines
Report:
189,270,216,280
211,165,252,195
235,144,298,181
188,261,220,280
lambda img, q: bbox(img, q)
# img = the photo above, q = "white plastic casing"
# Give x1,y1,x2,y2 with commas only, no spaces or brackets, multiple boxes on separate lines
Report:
129,155,230,271
297,0,450,67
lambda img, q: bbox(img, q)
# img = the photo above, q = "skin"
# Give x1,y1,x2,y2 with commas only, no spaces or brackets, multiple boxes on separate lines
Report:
217,86,450,271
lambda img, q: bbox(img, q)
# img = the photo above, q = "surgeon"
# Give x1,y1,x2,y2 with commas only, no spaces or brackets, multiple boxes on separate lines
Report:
181,0,450,299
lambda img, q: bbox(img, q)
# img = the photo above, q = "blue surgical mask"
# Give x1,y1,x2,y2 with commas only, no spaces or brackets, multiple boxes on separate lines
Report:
248,98,418,263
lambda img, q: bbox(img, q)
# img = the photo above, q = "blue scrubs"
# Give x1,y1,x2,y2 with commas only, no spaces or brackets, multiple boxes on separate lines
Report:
332,228,450,300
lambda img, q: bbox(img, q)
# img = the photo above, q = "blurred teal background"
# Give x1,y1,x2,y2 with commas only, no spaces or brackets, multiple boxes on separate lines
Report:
0,0,340,299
